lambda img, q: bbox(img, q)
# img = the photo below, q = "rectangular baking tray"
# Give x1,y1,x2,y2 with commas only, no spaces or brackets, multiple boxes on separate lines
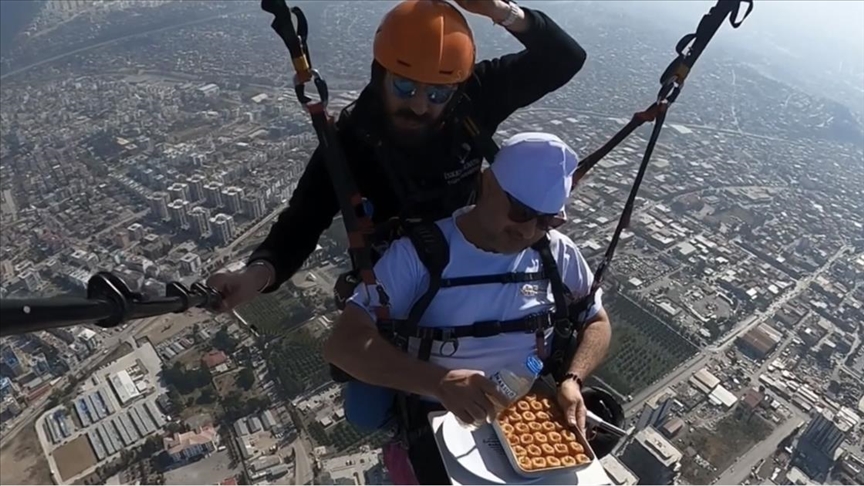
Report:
490,378,596,479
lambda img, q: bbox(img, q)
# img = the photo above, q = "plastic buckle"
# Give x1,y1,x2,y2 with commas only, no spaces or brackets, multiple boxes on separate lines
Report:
554,318,572,339
438,328,459,357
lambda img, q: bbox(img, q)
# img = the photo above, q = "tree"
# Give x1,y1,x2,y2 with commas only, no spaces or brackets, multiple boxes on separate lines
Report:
212,325,239,354
197,386,217,405
237,367,255,391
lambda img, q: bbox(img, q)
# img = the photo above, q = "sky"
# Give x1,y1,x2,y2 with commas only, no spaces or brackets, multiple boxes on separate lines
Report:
599,1,864,71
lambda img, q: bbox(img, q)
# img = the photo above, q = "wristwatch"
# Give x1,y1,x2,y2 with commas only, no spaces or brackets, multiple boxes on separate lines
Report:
558,372,583,389
496,1,521,28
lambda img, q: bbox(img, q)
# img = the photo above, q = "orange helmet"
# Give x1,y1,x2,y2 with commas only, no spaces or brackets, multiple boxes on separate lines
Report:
373,0,475,85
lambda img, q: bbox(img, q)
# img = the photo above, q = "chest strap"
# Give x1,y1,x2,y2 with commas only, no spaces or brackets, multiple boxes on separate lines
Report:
379,312,553,342
440,271,547,288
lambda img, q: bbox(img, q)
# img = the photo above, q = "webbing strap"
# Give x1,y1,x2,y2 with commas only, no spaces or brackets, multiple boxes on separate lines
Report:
441,271,547,288
379,313,552,341
572,0,752,312
574,0,751,185
263,0,390,322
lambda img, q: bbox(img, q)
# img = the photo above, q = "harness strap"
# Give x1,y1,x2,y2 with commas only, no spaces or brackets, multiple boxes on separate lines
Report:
379,312,553,341
441,271,547,288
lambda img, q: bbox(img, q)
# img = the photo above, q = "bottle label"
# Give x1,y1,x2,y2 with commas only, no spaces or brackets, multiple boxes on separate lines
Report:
492,373,519,401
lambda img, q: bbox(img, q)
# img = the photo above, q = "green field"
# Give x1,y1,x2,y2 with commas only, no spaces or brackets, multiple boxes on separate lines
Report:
236,291,313,336
263,326,331,398
596,292,700,396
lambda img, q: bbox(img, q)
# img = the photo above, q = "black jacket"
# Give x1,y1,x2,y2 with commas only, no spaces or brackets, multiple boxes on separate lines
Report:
250,7,586,292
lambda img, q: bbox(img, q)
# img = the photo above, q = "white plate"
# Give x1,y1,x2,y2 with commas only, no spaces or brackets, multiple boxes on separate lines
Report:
440,413,541,484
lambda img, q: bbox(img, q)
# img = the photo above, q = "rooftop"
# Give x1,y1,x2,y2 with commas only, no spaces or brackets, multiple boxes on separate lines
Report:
163,424,219,455
600,455,639,485
635,427,683,466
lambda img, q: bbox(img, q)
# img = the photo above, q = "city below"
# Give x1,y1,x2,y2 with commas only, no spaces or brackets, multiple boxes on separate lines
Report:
0,1,862,486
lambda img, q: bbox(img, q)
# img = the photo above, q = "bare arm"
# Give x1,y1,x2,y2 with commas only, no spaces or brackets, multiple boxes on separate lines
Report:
323,304,449,397
565,307,612,379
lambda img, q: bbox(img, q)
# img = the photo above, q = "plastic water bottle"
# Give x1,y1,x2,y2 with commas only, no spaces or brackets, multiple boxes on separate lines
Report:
458,354,544,430
490,354,545,408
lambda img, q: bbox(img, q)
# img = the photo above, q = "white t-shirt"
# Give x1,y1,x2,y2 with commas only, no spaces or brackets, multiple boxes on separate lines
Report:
348,207,603,384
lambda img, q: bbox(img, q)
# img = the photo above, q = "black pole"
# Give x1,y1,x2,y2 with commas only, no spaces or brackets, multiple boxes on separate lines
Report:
0,273,221,337
0,297,114,336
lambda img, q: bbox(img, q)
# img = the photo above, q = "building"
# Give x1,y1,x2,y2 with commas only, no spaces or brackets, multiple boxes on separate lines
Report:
201,350,228,370
260,410,277,430
659,417,684,438
601,455,639,485
187,174,206,202
20,269,43,292
114,230,130,249
736,323,783,360
148,192,171,221
163,425,220,464
211,213,236,246
242,195,265,219
109,370,141,405
167,199,190,229
620,427,682,485
127,222,145,241
1,344,28,378
78,328,99,352
793,409,853,481
689,368,721,395
708,385,738,409
189,206,212,238
222,187,244,215
167,182,190,202
0,376,14,399
203,181,224,208
198,84,219,97
635,388,675,432
180,253,202,275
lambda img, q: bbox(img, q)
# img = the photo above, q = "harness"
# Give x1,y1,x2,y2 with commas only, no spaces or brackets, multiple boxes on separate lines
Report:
371,221,591,446
262,0,752,451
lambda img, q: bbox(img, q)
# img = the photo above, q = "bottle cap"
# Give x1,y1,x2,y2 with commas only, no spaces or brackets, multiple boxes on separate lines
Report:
525,354,544,375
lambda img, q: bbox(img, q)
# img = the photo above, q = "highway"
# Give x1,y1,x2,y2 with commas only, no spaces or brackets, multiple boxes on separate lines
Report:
0,10,247,81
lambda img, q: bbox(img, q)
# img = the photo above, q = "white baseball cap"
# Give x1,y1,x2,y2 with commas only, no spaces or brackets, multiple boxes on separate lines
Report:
489,132,579,217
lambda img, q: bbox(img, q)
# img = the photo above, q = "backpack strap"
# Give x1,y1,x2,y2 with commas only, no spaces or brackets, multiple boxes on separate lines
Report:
402,222,450,362
533,235,580,382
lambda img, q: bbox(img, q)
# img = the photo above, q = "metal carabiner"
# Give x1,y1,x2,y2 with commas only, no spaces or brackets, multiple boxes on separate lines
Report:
294,68,329,108
438,328,460,357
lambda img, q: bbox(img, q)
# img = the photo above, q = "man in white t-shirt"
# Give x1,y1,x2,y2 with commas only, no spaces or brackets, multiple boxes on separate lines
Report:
323,132,611,483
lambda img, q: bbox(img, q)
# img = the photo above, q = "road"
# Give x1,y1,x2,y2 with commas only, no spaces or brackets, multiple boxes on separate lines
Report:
0,10,248,81
709,243,851,352
0,315,161,442
714,413,805,485
293,439,313,485
625,244,851,415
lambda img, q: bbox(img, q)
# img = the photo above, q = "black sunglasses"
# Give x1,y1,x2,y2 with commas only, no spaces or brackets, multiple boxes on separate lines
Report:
505,192,563,229
391,76,456,105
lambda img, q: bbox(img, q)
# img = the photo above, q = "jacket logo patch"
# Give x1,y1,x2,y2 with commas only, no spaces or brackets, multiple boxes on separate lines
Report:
443,157,481,185
521,284,541,297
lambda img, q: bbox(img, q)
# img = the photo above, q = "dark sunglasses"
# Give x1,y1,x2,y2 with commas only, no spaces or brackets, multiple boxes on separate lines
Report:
505,192,564,229
391,76,456,105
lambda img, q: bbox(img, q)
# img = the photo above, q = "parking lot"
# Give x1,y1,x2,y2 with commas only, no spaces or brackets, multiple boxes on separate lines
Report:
163,450,240,485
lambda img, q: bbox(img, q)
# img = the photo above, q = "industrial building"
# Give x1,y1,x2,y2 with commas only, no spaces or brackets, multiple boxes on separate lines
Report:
620,427,683,485
736,322,783,360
